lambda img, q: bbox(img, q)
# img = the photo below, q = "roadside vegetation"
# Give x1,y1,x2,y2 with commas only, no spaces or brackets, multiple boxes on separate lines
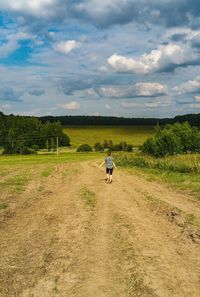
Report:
114,153,200,198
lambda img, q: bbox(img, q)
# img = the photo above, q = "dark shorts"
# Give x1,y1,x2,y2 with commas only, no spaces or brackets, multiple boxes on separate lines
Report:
106,167,113,175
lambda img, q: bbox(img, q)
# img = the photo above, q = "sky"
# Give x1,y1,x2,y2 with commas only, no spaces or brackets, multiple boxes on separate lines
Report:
0,0,200,118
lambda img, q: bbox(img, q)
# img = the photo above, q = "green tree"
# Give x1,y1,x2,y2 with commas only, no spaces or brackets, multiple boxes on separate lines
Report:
45,139,50,151
94,142,103,152
77,144,93,152
50,138,56,151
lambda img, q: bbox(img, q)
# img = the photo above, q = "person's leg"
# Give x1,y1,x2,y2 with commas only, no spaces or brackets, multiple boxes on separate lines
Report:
109,168,113,183
110,174,112,183
106,173,109,181
106,168,109,181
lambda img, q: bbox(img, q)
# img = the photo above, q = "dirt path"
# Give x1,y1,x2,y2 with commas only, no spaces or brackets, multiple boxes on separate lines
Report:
0,161,200,297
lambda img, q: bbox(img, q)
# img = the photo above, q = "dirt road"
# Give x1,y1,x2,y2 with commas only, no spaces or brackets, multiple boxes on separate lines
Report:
0,161,200,297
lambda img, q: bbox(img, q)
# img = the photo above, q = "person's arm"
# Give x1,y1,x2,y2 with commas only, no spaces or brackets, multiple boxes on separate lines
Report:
99,160,105,167
113,161,117,169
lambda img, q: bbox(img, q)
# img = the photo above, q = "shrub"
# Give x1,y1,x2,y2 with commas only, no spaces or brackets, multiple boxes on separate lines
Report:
94,142,104,152
77,144,93,152
32,145,39,152
142,122,200,157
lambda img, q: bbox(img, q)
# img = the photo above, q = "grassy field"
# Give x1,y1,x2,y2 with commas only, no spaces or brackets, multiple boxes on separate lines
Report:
114,152,200,199
63,125,154,148
0,152,101,166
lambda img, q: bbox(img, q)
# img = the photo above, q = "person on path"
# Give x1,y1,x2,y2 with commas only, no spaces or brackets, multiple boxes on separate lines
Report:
100,151,117,183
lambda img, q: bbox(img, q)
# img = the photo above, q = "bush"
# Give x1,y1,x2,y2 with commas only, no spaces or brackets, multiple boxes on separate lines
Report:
94,142,104,152
142,122,200,157
77,144,93,152
32,145,39,152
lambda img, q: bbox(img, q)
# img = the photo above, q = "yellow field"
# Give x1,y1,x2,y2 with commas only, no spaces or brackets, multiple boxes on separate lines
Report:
63,125,154,148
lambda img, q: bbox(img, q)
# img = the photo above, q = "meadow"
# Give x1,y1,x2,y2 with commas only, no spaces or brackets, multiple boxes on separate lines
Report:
63,125,154,148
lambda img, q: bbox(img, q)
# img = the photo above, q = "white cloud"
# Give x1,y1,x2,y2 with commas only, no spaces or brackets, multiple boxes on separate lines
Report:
95,82,168,98
105,104,111,109
0,31,30,58
53,40,80,54
59,101,80,110
134,83,168,97
107,43,199,74
173,77,200,94
1,0,57,18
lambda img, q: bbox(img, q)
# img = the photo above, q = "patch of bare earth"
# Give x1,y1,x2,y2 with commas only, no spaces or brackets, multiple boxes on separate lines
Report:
0,161,199,297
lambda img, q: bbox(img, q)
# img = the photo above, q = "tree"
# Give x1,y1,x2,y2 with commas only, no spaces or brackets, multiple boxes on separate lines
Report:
77,144,93,152
45,139,50,151
50,138,56,151
94,142,103,152
142,122,200,157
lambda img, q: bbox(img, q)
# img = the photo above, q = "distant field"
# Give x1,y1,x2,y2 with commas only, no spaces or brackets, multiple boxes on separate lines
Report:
63,125,154,148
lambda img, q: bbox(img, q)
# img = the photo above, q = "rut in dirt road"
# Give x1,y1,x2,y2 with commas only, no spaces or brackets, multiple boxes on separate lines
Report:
0,161,200,297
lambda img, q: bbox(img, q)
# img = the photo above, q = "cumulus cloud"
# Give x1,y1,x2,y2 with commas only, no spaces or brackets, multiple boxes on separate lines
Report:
53,40,80,54
107,43,199,74
95,82,168,98
173,77,200,94
58,101,80,110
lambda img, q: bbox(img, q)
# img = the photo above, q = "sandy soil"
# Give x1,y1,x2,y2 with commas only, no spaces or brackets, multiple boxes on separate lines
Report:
0,161,200,297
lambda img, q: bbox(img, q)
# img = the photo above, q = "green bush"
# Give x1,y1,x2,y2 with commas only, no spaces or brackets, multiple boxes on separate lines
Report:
94,142,104,152
77,144,93,152
142,122,200,157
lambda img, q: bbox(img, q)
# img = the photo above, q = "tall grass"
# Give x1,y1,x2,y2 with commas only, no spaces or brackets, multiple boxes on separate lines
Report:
114,152,200,174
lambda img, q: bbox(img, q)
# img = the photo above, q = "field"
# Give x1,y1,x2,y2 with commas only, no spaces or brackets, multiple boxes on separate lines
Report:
0,152,200,297
63,125,154,148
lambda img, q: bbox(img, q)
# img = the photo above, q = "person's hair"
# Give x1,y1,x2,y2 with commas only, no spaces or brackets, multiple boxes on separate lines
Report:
107,151,111,156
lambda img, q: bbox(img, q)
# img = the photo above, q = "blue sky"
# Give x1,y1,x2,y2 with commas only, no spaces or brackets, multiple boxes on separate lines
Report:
0,0,200,118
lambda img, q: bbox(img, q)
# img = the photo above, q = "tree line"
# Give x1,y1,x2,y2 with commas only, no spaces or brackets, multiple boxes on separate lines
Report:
77,140,133,152
40,113,200,126
0,112,70,154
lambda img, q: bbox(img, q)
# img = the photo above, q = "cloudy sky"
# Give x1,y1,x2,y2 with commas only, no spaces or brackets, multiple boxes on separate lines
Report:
1,0,200,118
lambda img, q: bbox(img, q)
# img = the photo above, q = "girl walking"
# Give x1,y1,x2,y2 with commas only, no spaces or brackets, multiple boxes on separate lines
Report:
100,151,117,183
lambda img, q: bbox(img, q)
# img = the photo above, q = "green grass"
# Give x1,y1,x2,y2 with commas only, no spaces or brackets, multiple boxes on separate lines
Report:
0,152,102,166
63,125,154,148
